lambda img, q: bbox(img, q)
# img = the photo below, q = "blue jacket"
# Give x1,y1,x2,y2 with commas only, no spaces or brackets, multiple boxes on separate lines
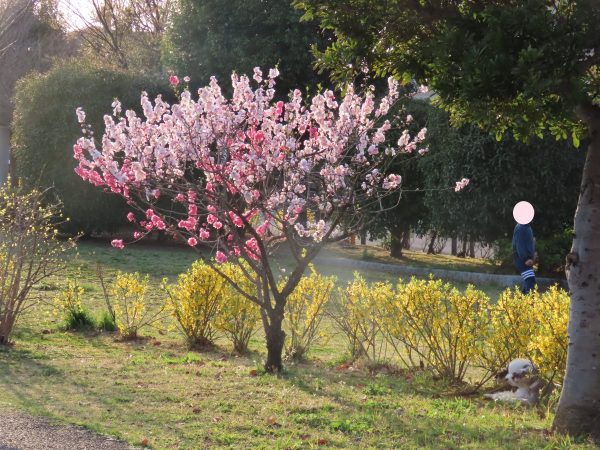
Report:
512,224,535,276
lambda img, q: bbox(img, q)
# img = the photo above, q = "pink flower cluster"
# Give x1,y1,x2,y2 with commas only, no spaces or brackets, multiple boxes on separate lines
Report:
73,68,425,262
454,178,470,192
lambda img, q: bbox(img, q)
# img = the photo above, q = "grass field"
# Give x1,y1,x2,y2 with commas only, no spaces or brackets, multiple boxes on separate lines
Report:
0,242,590,449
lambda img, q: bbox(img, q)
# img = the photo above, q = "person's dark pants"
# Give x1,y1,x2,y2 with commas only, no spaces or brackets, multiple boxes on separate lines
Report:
521,276,536,294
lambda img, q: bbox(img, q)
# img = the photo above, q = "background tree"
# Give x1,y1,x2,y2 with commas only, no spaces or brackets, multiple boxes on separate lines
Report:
163,0,329,96
365,98,430,258
64,0,172,73
419,105,584,268
296,0,600,435
0,0,69,127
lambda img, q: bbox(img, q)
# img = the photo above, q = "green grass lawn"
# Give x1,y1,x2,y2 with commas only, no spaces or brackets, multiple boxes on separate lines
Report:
0,242,588,449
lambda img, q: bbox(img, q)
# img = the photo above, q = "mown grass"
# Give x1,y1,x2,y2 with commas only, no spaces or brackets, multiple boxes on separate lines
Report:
0,242,590,449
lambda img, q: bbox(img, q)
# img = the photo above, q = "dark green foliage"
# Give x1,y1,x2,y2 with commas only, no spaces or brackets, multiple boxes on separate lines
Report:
11,62,171,234
365,99,429,257
418,106,584,246
163,0,330,96
98,311,117,332
493,228,574,276
63,308,96,331
296,0,599,142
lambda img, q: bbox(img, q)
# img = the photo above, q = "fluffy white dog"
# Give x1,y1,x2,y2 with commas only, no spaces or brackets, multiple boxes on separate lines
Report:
484,358,541,405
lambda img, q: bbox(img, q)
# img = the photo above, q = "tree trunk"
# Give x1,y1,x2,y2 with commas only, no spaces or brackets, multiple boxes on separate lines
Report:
427,231,437,254
553,104,600,437
389,227,404,258
360,230,367,245
457,235,468,258
468,237,476,258
451,236,458,256
263,307,286,373
402,228,411,249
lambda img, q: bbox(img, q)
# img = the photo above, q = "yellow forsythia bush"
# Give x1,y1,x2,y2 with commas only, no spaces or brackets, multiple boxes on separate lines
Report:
476,286,538,378
215,262,260,353
165,260,225,348
527,285,570,385
387,278,490,382
53,278,95,330
331,273,393,362
329,273,569,386
111,271,163,339
283,267,335,360
477,285,569,386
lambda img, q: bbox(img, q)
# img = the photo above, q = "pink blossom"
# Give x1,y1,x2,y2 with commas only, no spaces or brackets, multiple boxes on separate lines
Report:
126,212,135,222
76,107,86,123
215,251,227,263
133,231,142,239
111,239,124,250
454,178,470,192
183,76,191,83
74,69,406,253
382,174,402,190
187,237,198,247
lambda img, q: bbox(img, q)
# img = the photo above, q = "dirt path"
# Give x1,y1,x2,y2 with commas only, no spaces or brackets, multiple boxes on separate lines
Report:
0,410,134,450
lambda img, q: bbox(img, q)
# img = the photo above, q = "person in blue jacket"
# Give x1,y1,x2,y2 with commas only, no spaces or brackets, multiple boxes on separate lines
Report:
512,222,536,294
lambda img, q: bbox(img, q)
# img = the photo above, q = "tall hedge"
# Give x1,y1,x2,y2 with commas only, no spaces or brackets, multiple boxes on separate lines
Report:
11,62,170,234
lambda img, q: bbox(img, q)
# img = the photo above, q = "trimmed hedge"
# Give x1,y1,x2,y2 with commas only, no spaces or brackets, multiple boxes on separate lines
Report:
11,62,171,234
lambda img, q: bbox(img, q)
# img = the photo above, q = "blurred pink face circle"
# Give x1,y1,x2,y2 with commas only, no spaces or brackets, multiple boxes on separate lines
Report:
513,201,535,224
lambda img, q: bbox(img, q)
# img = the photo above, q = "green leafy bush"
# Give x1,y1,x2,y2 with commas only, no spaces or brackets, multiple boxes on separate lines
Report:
11,61,171,234
54,279,95,331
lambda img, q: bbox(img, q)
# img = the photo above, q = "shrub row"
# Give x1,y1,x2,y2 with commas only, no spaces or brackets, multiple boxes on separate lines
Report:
334,274,569,387
54,264,568,389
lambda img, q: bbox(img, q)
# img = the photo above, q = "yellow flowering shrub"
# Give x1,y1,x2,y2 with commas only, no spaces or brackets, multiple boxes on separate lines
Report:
283,267,335,360
476,285,569,388
331,272,392,362
385,277,490,381
0,182,75,344
528,285,570,386
53,278,95,330
165,260,225,348
328,272,569,388
476,287,538,379
111,271,162,340
215,262,260,353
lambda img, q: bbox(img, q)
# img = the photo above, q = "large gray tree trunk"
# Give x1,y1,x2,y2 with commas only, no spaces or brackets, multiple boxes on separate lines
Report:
553,104,600,437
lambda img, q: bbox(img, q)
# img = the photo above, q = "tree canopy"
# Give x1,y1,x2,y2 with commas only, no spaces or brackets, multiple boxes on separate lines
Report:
164,0,329,95
296,0,599,142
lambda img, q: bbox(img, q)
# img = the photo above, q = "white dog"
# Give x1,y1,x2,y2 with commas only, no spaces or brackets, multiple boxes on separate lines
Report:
484,358,541,405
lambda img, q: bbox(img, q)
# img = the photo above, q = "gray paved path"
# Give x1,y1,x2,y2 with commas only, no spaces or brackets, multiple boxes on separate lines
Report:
314,256,566,289
0,410,134,450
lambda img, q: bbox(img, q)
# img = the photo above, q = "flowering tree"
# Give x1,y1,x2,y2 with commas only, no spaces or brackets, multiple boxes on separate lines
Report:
74,68,429,372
